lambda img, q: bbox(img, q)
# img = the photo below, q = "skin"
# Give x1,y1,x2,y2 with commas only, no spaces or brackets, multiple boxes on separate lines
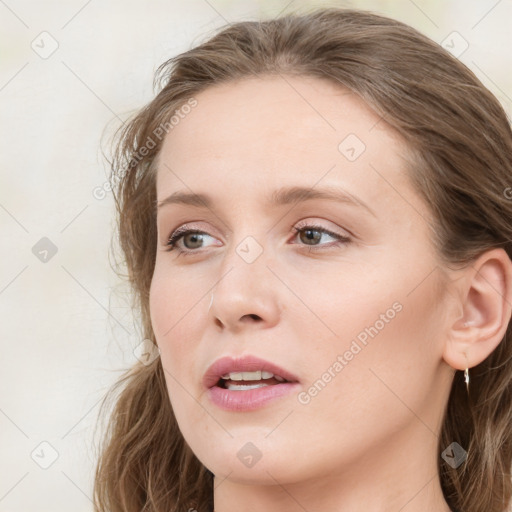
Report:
149,75,512,512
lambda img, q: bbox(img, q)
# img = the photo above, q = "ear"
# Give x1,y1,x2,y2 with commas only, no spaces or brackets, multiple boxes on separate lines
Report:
443,248,512,371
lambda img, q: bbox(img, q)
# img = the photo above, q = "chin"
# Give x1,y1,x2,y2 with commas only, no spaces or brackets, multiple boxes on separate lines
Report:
192,441,295,482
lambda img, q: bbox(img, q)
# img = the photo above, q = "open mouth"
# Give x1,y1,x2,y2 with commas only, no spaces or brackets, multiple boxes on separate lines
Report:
215,371,289,391
205,362,300,411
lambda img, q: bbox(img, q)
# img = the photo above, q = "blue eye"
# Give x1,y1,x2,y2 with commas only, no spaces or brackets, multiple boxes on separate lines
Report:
164,223,351,256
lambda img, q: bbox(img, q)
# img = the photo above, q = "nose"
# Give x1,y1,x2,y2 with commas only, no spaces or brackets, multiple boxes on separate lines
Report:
208,247,282,332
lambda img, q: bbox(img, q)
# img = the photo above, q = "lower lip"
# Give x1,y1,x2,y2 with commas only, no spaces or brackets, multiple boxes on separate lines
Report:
207,382,301,411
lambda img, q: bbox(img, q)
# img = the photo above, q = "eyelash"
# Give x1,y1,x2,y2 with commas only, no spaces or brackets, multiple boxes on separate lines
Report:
164,222,351,256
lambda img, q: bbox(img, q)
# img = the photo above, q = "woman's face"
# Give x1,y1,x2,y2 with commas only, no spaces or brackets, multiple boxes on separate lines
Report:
150,76,456,487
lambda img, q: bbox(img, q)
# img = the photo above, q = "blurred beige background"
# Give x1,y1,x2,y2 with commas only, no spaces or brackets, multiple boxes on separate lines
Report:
0,0,510,510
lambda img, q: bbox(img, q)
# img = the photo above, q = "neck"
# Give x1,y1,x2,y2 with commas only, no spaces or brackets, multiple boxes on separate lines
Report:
213,422,453,512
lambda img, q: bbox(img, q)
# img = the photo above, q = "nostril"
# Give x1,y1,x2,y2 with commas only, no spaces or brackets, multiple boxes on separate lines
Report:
243,314,261,321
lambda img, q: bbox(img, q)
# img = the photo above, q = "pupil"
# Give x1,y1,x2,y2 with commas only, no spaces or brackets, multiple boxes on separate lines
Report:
185,233,202,249
302,229,320,244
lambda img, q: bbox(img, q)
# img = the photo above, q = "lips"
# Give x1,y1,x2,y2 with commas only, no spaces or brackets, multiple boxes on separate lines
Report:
203,354,300,390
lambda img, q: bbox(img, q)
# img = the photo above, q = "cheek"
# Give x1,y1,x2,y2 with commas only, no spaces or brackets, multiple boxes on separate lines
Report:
296,257,445,409
149,264,207,372
150,260,201,331
149,270,208,428
284,269,444,466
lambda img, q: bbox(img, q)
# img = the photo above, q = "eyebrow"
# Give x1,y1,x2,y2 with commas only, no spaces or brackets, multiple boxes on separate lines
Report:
157,185,376,217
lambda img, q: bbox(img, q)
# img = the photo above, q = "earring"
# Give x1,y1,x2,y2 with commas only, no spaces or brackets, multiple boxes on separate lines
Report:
461,322,473,395
463,351,470,395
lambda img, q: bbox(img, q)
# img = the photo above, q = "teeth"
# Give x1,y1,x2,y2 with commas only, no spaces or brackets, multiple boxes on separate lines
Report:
220,370,286,381
226,382,270,391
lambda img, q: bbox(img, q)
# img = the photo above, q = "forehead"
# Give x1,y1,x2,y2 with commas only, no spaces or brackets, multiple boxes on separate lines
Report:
155,75,411,211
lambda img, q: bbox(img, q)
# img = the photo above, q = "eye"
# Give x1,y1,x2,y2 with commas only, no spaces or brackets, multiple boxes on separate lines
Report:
164,226,217,255
291,222,351,252
163,222,351,256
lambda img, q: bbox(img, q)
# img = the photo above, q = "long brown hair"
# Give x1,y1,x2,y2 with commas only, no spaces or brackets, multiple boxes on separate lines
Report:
93,7,512,512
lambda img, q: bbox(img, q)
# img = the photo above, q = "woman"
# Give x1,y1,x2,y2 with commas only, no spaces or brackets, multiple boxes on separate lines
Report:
93,7,512,512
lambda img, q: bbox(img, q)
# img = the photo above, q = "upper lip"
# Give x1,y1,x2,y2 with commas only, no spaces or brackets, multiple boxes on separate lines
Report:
203,355,300,389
